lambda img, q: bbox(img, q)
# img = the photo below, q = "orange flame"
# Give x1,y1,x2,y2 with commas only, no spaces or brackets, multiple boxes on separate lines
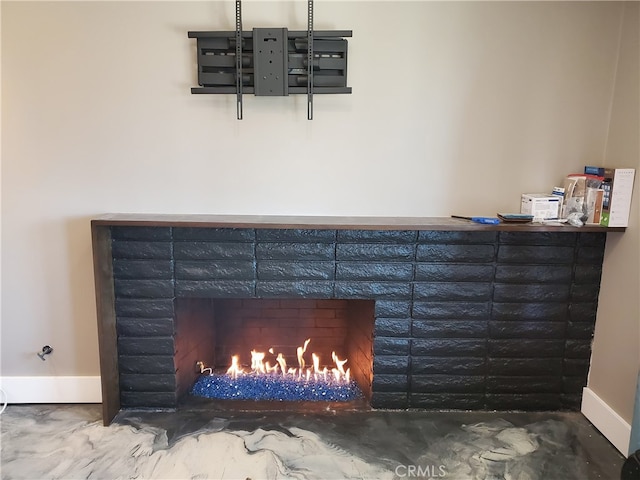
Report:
224,338,352,384
226,355,242,379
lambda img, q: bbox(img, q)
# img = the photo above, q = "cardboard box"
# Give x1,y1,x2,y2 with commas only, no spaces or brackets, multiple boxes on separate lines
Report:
521,194,561,220
585,187,605,224
595,168,636,227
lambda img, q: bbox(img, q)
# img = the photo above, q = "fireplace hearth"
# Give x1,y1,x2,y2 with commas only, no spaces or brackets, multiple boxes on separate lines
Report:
92,215,614,425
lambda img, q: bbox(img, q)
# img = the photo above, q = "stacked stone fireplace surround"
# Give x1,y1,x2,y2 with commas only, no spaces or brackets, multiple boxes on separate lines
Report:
92,216,613,425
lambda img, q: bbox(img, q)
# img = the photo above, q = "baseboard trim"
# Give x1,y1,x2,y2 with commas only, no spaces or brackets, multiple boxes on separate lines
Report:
582,386,631,455
0,376,101,404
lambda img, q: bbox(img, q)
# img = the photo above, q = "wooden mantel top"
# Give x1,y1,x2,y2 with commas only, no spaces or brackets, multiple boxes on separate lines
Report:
91,214,625,232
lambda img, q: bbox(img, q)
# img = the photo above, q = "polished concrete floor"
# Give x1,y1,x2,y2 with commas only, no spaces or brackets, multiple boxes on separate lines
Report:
0,403,625,479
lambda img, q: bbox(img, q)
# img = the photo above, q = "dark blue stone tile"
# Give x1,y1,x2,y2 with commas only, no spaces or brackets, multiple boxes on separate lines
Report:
411,339,487,357
375,300,412,318
256,281,334,298
486,376,563,394
411,375,485,393
113,259,173,280
488,339,564,358
492,303,568,322
414,264,494,282
335,281,411,300
115,298,175,318
413,282,492,301
115,279,174,299
175,280,255,297
488,358,563,376
120,374,176,392
374,318,411,337
121,391,177,408
174,242,255,260
256,243,335,261
373,355,409,374
116,317,174,337
416,244,495,263
173,228,255,242
257,229,336,243
418,231,497,244
336,262,413,281
489,321,566,339
117,337,175,356
337,244,415,262
493,284,570,303
175,260,255,280
372,374,409,392
112,227,172,241
410,356,487,375
497,245,574,264
338,230,417,243
412,320,488,338
495,265,572,284
412,301,491,319
408,393,485,409
498,232,576,246
112,241,172,260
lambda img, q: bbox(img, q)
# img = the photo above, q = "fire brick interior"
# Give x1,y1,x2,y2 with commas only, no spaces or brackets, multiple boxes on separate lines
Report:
98,220,608,425
172,298,374,402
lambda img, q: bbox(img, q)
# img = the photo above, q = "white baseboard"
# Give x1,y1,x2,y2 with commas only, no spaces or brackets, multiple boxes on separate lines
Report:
0,376,101,404
581,386,631,455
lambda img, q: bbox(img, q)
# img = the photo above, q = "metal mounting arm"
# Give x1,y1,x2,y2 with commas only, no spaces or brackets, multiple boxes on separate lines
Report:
307,0,314,120
235,0,243,120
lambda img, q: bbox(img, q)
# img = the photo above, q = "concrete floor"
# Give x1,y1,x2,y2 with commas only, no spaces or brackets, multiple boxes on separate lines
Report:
1,404,625,479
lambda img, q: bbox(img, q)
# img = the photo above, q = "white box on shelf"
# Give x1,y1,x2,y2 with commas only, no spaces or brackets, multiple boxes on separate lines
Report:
521,193,561,220
599,168,635,227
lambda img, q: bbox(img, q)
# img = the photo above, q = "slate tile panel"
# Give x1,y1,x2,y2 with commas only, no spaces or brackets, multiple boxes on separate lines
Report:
414,264,494,282
411,375,485,393
495,265,572,284
112,227,172,241
173,227,255,242
337,243,415,262
114,279,174,299
413,282,493,301
338,230,417,243
413,301,491,320
497,245,574,264
174,242,255,260
257,229,336,243
175,260,255,280
257,261,334,280
374,318,411,337
113,259,173,280
112,241,172,259
336,262,413,281
410,356,487,375
408,393,484,409
106,227,606,412
416,244,495,263
256,280,334,298
412,320,488,339
418,231,497,244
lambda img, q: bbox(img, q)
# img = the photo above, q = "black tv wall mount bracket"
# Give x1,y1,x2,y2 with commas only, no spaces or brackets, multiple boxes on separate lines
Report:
188,0,351,120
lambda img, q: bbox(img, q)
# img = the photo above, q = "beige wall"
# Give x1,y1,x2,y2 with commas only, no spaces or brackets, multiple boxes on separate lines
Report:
588,1,640,424
0,0,633,421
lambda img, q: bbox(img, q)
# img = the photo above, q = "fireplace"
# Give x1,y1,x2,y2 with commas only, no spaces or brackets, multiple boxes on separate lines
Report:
172,297,374,404
92,215,614,425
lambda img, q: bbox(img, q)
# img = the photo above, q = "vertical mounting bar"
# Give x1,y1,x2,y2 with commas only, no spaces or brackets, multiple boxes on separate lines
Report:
307,0,314,120
235,0,243,120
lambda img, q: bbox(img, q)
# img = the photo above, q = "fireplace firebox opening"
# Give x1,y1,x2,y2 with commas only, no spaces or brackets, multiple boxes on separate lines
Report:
174,298,374,405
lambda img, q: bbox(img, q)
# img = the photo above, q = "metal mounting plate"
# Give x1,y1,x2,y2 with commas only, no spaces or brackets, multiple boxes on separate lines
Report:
253,28,289,96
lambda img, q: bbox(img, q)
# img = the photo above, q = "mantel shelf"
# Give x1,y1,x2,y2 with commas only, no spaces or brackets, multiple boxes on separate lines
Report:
91,214,625,233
